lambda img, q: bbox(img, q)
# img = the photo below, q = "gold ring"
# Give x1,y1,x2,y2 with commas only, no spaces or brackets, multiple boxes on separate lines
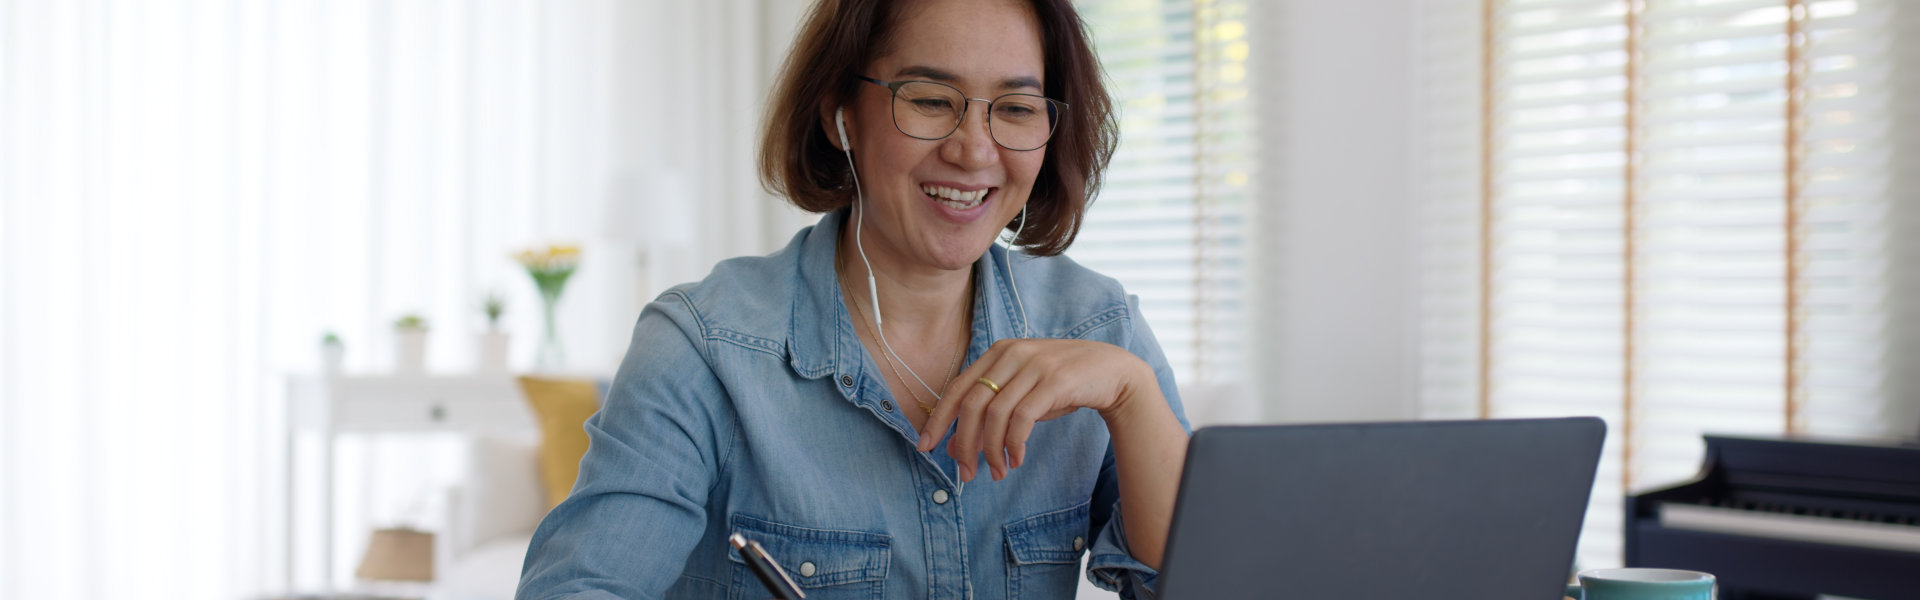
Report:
976,376,1002,394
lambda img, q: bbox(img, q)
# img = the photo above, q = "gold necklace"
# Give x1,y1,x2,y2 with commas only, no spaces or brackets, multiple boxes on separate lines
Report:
838,252,970,415
847,291,934,415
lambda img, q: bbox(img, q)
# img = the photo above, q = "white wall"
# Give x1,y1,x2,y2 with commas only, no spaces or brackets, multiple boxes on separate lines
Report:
1249,0,1420,424
1891,0,1920,439
608,0,814,313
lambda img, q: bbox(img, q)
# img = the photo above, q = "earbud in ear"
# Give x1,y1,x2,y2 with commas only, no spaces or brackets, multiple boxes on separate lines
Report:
835,108,851,151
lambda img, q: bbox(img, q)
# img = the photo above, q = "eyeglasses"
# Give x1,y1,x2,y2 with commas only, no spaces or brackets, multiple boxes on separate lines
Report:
857,75,1067,152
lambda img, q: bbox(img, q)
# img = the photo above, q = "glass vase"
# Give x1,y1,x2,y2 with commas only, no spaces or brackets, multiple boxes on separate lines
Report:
536,288,565,371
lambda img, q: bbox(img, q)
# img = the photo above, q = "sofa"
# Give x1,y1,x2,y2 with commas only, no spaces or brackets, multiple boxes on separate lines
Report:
432,434,545,600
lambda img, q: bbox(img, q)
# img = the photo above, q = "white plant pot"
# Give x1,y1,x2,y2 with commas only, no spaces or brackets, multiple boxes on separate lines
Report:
477,331,511,372
322,342,346,374
395,329,428,374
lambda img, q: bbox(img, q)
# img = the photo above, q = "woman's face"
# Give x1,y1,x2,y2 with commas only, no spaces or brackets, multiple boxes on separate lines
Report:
838,0,1048,274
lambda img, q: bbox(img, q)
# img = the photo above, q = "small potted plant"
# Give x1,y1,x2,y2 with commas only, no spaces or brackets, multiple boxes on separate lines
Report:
478,292,510,371
393,313,430,374
321,331,345,374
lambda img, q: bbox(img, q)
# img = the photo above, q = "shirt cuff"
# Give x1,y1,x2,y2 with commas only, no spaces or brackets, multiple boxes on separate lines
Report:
1085,500,1161,600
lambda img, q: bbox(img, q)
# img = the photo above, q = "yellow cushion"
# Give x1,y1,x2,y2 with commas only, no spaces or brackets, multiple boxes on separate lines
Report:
516,376,602,509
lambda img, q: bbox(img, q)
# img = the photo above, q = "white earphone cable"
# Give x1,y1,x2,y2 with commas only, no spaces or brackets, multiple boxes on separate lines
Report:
843,135,947,402
1005,206,1030,337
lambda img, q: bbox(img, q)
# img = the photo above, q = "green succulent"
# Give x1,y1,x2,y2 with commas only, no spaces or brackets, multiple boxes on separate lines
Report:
482,292,507,328
393,314,430,331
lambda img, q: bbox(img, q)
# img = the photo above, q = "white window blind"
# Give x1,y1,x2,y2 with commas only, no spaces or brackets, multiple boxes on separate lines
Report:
1074,0,1254,402
1495,0,1634,568
1417,0,1917,569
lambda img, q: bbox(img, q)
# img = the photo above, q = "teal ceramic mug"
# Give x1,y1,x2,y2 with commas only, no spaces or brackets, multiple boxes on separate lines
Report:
1564,568,1716,600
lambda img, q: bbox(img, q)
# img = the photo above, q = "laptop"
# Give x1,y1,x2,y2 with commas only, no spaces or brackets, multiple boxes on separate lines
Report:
1157,417,1606,599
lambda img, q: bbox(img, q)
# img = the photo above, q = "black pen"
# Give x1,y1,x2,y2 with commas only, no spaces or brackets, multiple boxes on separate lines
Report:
730,532,806,600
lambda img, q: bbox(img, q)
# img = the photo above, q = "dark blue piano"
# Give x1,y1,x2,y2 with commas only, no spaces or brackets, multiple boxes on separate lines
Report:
1626,435,1920,600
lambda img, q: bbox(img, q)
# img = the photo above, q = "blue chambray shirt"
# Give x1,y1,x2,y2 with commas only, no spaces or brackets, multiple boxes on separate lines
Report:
517,209,1190,600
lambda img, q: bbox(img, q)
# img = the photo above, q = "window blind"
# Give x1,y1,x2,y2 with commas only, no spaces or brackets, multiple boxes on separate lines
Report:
1783,0,1904,440
1075,0,1254,399
1491,0,1634,568
1418,0,1915,569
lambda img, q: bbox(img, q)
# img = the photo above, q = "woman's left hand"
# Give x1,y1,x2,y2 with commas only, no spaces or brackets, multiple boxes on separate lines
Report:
914,338,1156,482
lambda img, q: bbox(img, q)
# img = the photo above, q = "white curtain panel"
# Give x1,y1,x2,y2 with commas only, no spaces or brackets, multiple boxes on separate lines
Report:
0,0,789,597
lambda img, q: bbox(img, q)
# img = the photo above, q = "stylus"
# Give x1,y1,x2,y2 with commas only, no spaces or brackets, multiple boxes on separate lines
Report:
730,532,806,600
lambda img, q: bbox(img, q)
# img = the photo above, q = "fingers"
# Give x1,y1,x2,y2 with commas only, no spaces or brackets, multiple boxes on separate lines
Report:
918,342,1007,452
949,377,998,482
915,375,979,453
1004,400,1040,469
915,377,969,453
913,339,1083,484
915,395,957,453
949,343,1030,481
977,370,1038,481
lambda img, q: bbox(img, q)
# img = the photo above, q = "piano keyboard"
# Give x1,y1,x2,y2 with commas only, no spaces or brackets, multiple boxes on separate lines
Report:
1659,501,1920,554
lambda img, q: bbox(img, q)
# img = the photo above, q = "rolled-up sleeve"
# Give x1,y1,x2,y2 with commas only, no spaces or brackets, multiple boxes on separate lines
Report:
516,292,734,600
1084,295,1191,600
1087,460,1162,599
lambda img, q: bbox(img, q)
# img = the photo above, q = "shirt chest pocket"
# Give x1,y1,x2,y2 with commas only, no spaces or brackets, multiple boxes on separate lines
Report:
727,513,891,600
1003,500,1091,600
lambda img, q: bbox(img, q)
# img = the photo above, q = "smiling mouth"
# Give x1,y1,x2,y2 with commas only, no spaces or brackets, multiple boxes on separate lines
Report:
921,184,993,210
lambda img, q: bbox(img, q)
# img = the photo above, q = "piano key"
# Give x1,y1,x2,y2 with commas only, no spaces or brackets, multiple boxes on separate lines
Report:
1660,502,1920,554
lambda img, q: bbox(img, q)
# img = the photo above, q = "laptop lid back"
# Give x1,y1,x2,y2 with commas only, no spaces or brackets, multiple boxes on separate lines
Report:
1157,417,1606,599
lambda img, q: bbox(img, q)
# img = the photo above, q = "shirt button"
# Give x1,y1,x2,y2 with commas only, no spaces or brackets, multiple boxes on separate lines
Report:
839,374,854,387
881,400,894,412
799,561,817,577
1073,536,1086,551
932,489,950,505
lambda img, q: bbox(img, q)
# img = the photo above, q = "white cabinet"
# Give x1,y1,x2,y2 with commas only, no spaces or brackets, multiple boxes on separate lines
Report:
285,374,533,587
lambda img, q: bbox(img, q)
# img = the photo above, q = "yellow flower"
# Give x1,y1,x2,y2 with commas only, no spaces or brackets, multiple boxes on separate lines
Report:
513,243,582,274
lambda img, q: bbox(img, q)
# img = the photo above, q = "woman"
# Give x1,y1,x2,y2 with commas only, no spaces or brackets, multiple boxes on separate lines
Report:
516,0,1189,598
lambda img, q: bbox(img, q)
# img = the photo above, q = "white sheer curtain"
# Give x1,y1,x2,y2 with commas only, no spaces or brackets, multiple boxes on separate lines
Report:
0,0,790,597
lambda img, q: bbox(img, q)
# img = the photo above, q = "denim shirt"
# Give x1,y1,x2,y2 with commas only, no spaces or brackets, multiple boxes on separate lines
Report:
517,209,1190,600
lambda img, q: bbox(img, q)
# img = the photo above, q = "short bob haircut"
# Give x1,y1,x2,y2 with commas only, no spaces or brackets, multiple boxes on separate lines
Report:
757,0,1117,257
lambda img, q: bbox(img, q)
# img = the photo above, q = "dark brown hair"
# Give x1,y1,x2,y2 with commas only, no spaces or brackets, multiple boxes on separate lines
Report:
757,0,1117,256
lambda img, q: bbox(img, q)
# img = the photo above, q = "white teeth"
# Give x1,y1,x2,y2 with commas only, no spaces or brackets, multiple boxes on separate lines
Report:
919,184,989,209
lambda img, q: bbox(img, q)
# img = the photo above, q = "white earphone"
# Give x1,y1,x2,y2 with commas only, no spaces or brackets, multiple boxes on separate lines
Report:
1005,206,1030,336
836,106,884,331
838,106,931,397
835,107,850,151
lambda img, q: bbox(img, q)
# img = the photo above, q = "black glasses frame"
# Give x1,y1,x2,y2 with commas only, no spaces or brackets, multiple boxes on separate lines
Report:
856,75,1067,152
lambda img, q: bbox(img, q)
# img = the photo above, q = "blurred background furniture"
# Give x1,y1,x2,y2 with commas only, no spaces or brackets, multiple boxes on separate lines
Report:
433,435,547,600
286,374,534,589
434,375,605,600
